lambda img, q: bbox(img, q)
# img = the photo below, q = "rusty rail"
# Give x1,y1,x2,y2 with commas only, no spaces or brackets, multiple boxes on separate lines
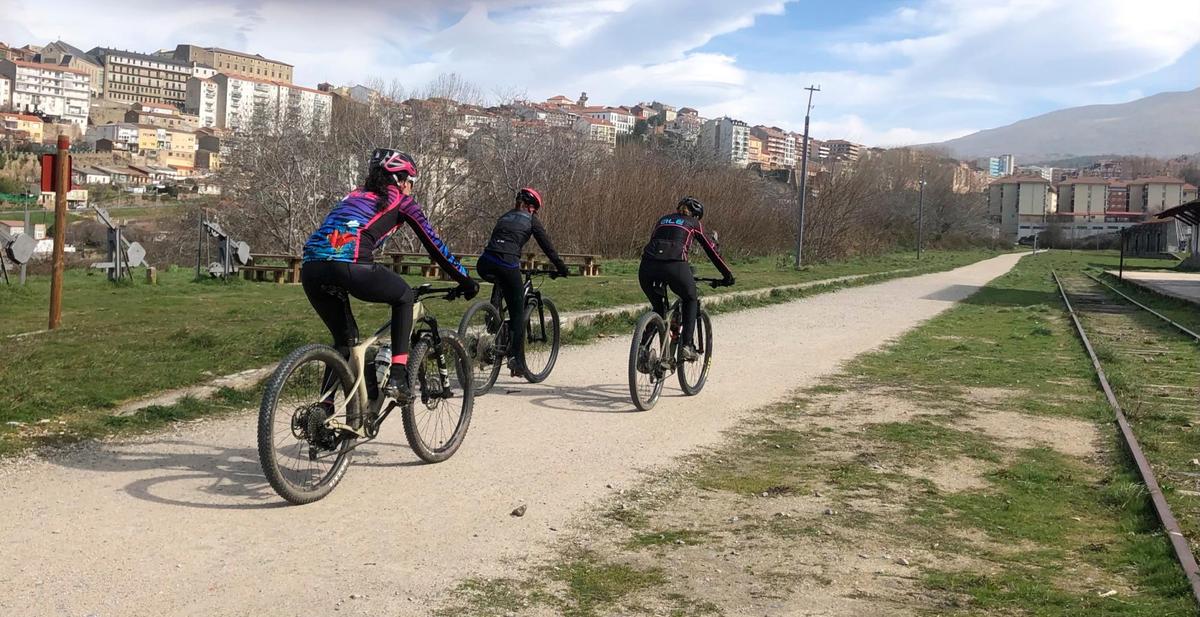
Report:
1084,271,1200,343
1052,270,1200,607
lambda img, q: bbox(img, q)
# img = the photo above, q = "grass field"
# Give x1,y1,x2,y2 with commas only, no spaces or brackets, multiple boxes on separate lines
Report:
0,249,1000,454
436,249,1197,616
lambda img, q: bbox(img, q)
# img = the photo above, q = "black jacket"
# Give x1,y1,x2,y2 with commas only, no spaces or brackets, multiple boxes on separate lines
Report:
641,213,732,279
482,210,566,272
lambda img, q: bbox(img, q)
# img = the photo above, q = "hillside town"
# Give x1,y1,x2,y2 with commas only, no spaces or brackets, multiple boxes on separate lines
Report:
0,38,1196,250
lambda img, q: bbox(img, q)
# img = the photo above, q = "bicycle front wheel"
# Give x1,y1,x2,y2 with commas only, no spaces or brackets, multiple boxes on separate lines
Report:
522,297,560,383
628,311,667,411
257,344,360,505
457,300,504,396
678,309,713,395
402,332,475,463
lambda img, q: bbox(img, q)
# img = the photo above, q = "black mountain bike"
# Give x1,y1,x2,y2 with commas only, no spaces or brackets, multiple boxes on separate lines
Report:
628,277,725,411
457,269,561,396
257,284,474,505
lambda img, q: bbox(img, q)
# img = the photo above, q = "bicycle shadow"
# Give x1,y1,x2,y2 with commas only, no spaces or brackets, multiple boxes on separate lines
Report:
51,438,406,509
486,382,640,414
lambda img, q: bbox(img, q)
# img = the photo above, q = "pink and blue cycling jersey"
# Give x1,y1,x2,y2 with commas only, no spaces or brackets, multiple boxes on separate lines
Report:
302,185,469,282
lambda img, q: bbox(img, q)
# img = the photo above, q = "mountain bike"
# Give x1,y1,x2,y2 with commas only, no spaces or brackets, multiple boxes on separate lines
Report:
457,268,562,396
257,283,474,505
628,277,725,411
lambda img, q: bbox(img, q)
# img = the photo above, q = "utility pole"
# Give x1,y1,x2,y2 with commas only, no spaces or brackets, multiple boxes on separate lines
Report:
917,173,926,260
794,84,820,268
48,135,69,329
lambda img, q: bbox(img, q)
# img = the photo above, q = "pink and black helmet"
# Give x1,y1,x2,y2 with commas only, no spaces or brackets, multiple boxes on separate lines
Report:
369,148,419,178
517,187,543,211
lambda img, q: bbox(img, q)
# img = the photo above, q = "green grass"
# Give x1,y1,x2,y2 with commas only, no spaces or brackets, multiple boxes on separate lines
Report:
437,249,1195,615
0,249,998,455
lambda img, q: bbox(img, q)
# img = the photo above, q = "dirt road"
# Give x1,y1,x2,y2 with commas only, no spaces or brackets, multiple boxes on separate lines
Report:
1,253,1022,617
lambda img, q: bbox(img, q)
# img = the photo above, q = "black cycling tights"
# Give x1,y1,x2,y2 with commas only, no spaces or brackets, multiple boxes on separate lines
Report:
638,259,699,346
477,257,527,370
301,261,415,367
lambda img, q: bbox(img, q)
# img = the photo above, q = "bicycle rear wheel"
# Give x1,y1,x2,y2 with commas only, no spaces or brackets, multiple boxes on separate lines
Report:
628,311,667,411
678,309,713,395
402,333,474,463
457,301,504,396
257,344,360,505
522,297,560,383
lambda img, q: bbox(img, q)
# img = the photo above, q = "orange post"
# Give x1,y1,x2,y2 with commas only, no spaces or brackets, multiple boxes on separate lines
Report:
48,135,69,329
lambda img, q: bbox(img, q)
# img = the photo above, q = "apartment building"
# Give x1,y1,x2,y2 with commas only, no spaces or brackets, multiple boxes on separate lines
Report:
185,77,220,128
986,175,1057,243
1128,177,1188,213
0,112,43,143
750,125,797,168
826,139,863,162
0,43,36,62
213,73,331,132
1056,176,1109,221
976,154,1015,177
0,77,9,109
37,40,103,96
583,106,634,135
90,48,191,109
285,85,333,131
171,45,293,83
0,59,90,129
1107,181,1129,211
573,116,617,146
86,122,140,151
747,134,767,167
1186,184,1198,203
699,117,749,167
125,102,199,131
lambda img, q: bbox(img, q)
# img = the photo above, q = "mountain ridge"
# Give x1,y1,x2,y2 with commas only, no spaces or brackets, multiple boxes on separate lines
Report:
927,87,1200,163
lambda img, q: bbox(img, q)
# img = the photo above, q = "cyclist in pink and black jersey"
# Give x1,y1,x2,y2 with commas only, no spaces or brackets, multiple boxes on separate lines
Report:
639,196,734,361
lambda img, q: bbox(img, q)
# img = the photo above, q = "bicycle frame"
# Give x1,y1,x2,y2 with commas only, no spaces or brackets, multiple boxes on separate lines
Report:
322,287,456,438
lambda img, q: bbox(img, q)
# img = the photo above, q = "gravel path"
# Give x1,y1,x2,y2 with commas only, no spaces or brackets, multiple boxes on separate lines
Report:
1,253,1022,617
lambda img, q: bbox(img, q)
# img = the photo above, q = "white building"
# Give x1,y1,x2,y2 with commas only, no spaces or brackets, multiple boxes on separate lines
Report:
0,76,9,110
573,116,617,147
86,122,139,150
185,77,219,129
191,64,217,80
213,73,330,133
583,106,635,135
699,117,749,167
285,85,332,132
0,59,91,129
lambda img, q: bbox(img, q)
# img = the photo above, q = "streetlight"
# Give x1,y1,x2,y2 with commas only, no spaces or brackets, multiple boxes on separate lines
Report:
917,173,926,260
795,84,820,268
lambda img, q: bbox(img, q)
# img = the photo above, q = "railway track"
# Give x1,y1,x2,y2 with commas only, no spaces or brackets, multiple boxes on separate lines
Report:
1053,269,1200,606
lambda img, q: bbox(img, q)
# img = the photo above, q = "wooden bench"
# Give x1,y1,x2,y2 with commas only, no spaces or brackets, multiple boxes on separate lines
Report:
521,252,602,277
242,253,302,284
383,252,442,278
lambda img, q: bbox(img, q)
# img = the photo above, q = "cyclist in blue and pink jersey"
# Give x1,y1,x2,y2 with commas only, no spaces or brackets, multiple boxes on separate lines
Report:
639,196,734,361
301,148,479,402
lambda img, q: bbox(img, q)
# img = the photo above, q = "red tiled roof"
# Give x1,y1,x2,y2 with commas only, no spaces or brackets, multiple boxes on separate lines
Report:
1058,177,1110,185
993,175,1050,185
8,58,90,76
1128,176,1186,185
0,112,42,123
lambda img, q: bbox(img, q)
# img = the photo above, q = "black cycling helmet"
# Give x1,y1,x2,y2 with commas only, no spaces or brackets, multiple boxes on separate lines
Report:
517,187,543,211
369,148,419,180
678,196,704,219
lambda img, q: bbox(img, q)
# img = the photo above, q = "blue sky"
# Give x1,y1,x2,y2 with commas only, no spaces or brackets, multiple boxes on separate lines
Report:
4,0,1199,146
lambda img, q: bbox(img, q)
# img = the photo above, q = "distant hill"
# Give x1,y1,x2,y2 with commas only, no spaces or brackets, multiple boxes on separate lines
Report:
931,87,1200,163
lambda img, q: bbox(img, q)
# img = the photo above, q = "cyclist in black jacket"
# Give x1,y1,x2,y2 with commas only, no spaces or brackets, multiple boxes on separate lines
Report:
477,187,569,377
640,196,734,361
